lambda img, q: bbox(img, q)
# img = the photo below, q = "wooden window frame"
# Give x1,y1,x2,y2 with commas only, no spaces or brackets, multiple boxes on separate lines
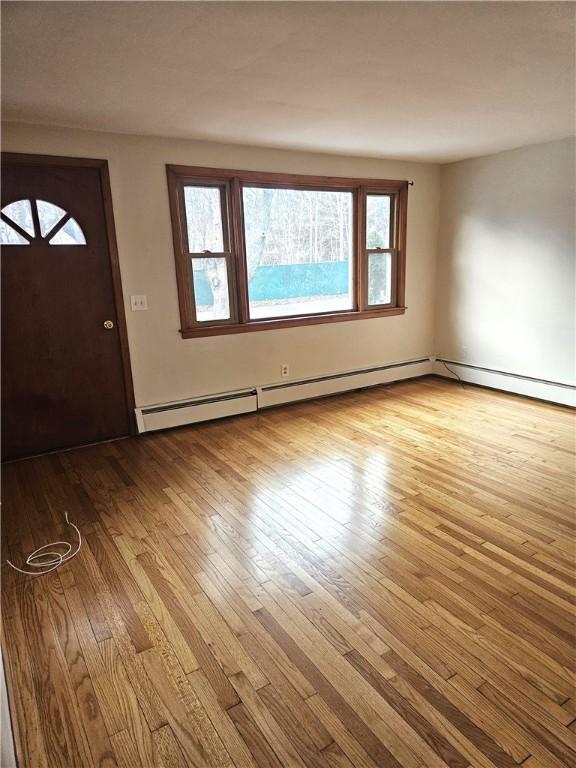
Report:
167,165,408,338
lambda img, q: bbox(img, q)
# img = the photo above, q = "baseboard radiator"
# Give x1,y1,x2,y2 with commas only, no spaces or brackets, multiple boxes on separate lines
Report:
135,357,433,433
258,357,432,408
433,358,576,408
136,389,258,433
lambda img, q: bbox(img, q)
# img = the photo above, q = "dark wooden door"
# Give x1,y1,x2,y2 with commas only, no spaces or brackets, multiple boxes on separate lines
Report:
1,156,133,460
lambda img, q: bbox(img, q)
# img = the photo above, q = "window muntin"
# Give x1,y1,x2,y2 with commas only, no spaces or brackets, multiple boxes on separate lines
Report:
243,187,354,320
0,219,29,245
0,199,86,245
37,200,66,237
3,200,34,237
168,167,408,337
48,217,86,245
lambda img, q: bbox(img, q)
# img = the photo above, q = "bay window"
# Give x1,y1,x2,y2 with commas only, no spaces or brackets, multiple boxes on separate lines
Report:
167,165,408,337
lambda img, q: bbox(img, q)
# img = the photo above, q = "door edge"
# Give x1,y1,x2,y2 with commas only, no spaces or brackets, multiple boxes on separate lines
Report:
98,160,137,434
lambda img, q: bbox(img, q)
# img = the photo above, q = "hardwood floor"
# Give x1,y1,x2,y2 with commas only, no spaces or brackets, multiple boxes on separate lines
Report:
2,377,575,768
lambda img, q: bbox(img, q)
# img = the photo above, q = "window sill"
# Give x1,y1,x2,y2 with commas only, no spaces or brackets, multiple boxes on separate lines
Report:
180,306,406,338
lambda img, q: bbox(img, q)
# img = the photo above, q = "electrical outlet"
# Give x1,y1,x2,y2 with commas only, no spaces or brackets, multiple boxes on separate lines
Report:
281,364,290,378
130,295,148,311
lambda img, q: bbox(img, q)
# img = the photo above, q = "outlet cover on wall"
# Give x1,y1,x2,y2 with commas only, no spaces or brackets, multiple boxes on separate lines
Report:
130,295,148,311
281,364,290,378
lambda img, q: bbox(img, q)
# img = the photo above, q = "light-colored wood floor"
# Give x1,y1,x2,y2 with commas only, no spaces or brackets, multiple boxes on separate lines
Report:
2,378,575,768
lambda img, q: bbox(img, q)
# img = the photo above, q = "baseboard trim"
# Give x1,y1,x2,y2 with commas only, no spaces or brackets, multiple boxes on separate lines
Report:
134,355,573,435
135,357,434,432
136,389,258,433
433,359,575,408
257,358,432,408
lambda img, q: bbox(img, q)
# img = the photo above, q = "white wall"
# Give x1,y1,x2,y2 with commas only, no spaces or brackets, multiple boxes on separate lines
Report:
436,138,575,389
2,123,439,408
5,124,572,410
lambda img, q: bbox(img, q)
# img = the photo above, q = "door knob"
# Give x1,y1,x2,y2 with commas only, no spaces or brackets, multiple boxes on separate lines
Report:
103,320,114,329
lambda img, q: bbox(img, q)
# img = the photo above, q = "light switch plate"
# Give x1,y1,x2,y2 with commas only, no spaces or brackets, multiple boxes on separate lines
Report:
130,295,148,311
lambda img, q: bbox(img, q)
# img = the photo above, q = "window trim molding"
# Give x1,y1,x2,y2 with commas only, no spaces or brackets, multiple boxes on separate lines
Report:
167,165,408,338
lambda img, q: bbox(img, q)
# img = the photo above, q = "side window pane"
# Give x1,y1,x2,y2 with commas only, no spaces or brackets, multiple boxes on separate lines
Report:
243,187,353,319
192,257,230,321
368,252,392,305
184,186,224,253
366,195,391,249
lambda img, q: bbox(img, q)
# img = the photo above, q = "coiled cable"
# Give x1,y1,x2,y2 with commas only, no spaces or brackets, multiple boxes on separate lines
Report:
6,512,81,576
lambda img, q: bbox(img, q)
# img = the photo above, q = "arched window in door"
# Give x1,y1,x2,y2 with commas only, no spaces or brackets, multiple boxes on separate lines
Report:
0,199,87,245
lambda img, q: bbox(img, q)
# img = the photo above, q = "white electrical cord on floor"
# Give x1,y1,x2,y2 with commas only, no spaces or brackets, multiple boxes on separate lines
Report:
6,512,81,576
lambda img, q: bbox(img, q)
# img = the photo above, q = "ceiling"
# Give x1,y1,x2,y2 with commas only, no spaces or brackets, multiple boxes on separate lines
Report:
2,1,574,163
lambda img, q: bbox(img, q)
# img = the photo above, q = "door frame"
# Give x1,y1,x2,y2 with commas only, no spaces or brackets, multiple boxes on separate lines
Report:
2,152,137,436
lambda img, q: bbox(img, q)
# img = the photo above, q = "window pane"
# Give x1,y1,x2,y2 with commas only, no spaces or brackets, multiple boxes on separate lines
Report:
243,187,353,319
37,200,66,237
184,186,224,253
368,252,392,305
2,200,34,237
366,195,391,249
49,217,86,245
192,257,230,321
0,219,29,245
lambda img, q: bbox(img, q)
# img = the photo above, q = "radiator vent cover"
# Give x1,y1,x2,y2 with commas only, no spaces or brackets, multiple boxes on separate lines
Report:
136,389,258,432
135,357,433,433
258,358,431,408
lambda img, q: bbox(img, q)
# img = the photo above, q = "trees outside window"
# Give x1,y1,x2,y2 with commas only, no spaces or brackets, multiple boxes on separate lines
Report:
167,166,408,337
